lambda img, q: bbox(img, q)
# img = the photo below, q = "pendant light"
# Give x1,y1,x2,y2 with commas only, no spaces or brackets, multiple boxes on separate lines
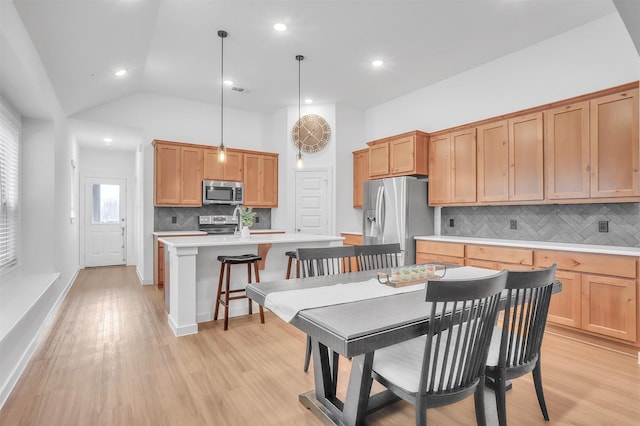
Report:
218,30,228,163
296,55,304,169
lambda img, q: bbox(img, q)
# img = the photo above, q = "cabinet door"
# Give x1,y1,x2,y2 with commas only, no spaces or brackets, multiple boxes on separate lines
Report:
547,270,581,328
428,134,451,204
389,135,416,175
180,146,203,205
223,150,244,181
154,143,181,205
451,128,477,203
203,148,224,180
590,88,639,198
509,112,544,201
581,274,637,342
243,153,260,205
243,153,278,207
261,154,278,206
369,142,389,178
545,102,590,200
353,150,369,208
477,120,509,202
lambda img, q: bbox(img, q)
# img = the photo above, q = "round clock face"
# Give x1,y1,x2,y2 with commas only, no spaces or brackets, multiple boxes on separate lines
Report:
291,114,331,153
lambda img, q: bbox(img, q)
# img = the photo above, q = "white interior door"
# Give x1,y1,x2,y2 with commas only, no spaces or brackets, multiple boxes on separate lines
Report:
295,169,329,234
84,177,126,267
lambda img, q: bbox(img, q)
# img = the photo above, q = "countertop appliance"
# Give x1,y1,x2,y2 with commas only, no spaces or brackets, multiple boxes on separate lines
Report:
202,180,244,205
199,215,239,235
362,176,433,265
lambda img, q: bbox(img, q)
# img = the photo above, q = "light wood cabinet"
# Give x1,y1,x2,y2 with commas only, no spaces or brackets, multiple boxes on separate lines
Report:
545,101,591,200
509,112,544,201
429,129,476,205
477,120,509,202
243,152,278,207
203,148,243,182
367,131,428,179
353,149,369,208
535,249,638,343
589,88,639,198
340,233,362,271
428,134,452,205
153,140,203,206
417,239,639,346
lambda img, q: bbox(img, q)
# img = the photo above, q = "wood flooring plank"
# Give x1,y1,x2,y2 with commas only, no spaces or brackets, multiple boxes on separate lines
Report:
1,265,639,425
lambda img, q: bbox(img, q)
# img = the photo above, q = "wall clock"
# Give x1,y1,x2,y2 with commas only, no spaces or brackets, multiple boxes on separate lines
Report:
291,114,331,153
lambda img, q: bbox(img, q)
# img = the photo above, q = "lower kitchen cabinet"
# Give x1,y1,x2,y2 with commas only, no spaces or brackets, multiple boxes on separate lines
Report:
341,232,362,271
416,239,639,346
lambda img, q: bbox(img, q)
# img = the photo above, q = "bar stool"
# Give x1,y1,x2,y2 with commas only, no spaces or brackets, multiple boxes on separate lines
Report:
214,254,265,330
285,250,300,279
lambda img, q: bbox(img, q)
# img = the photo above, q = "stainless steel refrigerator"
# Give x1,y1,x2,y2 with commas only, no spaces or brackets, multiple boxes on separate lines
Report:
362,176,434,265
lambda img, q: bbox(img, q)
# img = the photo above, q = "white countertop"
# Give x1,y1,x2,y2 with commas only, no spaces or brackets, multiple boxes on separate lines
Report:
159,232,344,248
340,231,362,235
415,236,640,257
153,231,207,236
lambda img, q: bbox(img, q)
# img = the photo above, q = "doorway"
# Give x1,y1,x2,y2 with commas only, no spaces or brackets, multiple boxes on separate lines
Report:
294,168,331,235
84,177,127,267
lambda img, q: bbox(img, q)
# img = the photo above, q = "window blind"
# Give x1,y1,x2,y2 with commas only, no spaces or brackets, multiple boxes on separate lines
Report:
0,102,20,273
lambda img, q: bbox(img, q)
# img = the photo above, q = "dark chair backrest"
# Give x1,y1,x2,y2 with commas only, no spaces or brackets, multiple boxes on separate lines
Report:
498,264,557,372
419,270,508,396
355,243,401,271
296,246,357,277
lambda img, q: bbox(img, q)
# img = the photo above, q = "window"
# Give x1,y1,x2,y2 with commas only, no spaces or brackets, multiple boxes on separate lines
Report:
91,184,120,224
0,101,20,273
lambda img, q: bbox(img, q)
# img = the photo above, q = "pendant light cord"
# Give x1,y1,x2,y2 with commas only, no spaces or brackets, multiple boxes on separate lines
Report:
220,31,225,150
296,55,304,162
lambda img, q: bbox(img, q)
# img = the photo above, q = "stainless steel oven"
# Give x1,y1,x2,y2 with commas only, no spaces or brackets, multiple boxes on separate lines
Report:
202,180,244,205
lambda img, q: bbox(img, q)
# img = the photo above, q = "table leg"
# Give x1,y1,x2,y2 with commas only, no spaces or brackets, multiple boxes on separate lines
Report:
342,352,374,426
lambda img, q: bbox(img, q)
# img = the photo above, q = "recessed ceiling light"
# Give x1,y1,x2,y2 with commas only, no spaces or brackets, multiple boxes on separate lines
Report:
274,23,287,32
372,60,384,67
304,98,313,104
223,80,234,86
114,69,127,77
103,137,113,143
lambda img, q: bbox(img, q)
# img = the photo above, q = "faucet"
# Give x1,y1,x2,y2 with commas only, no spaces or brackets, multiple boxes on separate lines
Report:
232,205,242,234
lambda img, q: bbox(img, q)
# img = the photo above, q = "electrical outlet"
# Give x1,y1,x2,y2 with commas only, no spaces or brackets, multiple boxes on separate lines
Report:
171,216,177,224
449,218,455,227
255,216,260,223
598,221,609,233
510,219,517,230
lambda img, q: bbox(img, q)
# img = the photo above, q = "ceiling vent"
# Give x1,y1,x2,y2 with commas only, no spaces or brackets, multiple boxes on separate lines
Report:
231,86,248,93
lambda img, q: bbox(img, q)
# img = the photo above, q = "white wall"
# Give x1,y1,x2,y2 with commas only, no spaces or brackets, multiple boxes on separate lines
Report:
74,93,271,283
364,13,640,139
79,147,137,266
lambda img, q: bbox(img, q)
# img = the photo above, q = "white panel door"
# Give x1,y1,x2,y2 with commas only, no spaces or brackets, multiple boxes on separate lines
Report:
84,177,126,267
295,169,328,235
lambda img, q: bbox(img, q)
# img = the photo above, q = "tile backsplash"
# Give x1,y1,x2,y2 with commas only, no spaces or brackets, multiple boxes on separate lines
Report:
441,203,640,247
155,205,271,231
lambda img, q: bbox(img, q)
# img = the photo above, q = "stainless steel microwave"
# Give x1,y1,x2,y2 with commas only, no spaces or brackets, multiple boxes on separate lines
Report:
202,180,244,205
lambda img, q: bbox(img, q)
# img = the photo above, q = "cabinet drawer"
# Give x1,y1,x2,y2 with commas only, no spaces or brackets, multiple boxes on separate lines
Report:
416,253,465,266
534,250,637,279
416,240,465,258
466,244,533,266
465,258,532,271
341,233,362,246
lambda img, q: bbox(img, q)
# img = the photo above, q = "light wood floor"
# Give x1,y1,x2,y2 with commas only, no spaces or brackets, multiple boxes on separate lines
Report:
1,266,639,425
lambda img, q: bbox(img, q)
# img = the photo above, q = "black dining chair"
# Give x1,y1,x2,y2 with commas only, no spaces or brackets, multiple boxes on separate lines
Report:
355,243,401,271
370,270,509,426
485,264,557,426
296,245,357,373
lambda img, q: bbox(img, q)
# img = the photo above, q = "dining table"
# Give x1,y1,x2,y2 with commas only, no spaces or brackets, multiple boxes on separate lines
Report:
246,265,562,426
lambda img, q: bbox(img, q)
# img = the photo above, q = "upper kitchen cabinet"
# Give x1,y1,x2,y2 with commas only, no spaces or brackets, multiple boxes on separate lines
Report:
589,88,639,198
429,129,476,205
243,151,278,207
352,148,369,208
203,148,244,182
367,131,429,179
545,101,591,200
153,140,203,206
460,113,544,205
546,88,639,201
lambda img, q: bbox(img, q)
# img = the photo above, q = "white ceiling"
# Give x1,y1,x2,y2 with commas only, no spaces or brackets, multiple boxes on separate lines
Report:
8,0,625,149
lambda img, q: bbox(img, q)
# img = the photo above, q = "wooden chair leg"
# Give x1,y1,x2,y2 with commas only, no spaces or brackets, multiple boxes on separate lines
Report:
495,373,508,426
214,263,224,321
286,256,293,279
296,260,300,278
474,377,487,426
223,263,231,331
533,360,550,421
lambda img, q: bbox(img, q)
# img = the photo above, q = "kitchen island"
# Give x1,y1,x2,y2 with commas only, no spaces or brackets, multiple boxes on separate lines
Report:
159,233,344,336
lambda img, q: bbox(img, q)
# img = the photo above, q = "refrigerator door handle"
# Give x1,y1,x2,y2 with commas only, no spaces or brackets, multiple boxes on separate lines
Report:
377,185,385,238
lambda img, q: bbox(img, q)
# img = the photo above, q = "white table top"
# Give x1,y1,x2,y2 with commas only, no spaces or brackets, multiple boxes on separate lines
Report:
415,235,640,257
159,232,344,248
